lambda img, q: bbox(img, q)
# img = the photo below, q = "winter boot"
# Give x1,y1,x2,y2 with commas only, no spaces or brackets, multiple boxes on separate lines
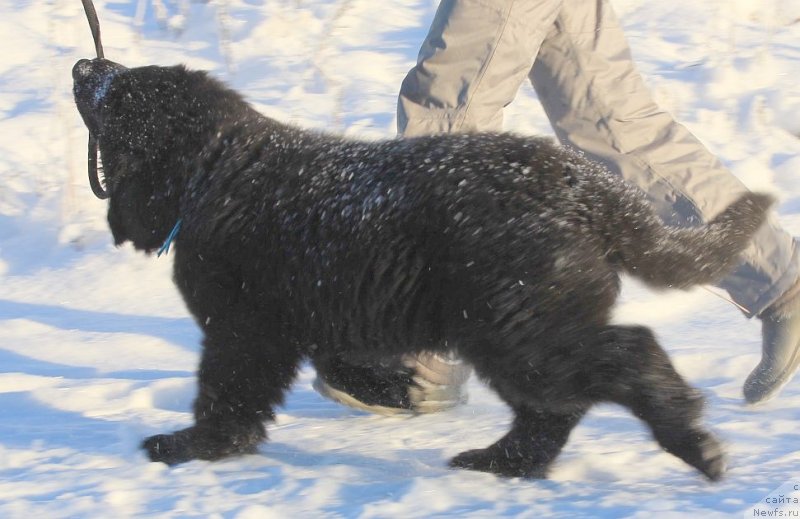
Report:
313,352,471,415
743,284,800,404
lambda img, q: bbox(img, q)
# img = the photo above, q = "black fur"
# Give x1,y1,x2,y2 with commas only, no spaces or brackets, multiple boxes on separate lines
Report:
73,58,774,481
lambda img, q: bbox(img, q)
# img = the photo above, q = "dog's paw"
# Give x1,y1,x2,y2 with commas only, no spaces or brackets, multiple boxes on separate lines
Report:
142,424,264,465
688,431,728,482
699,448,727,482
449,448,547,479
659,427,727,482
142,430,200,465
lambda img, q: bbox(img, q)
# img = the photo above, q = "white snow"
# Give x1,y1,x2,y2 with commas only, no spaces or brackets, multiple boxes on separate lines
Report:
1,1,799,517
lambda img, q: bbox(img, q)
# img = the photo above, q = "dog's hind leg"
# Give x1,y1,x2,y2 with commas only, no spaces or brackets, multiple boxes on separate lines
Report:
451,323,725,480
449,404,586,478
448,327,590,478
586,325,727,481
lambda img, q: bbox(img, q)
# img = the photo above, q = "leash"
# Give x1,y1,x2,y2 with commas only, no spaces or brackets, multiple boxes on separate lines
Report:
80,0,104,59
701,286,751,315
79,0,110,199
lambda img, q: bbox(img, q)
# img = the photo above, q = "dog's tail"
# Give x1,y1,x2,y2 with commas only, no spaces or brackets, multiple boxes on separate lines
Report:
605,190,774,289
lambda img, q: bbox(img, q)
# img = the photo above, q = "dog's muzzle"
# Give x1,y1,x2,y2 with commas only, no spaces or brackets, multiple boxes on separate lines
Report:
72,58,128,133
73,58,128,200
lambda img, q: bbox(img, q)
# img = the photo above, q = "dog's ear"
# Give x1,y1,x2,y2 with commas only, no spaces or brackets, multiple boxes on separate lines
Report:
94,66,198,252
106,160,179,252
107,172,147,248
96,64,255,251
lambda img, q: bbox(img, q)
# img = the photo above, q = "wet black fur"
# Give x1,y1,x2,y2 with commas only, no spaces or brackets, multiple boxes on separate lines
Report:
73,58,774,480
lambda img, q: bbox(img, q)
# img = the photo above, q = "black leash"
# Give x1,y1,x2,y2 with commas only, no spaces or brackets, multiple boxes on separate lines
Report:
80,0,110,199
81,0,104,59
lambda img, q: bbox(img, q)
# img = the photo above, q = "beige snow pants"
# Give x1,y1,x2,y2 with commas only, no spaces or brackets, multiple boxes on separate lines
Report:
398,0,799,316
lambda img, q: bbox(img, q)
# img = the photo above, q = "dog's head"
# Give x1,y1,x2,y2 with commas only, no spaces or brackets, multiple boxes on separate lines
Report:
72,59,247,252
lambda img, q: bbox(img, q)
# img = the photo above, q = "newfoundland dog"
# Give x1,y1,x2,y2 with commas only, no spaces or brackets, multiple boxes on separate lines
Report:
73,57,773,481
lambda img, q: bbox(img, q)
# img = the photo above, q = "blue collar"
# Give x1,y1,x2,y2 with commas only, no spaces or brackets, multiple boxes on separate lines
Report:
157,219,182,257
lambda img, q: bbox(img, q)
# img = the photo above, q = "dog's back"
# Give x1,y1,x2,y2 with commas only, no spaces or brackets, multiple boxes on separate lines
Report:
248,130,772,357
397,132,773,292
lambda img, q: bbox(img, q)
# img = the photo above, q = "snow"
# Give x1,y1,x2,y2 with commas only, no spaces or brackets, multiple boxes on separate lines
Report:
0,0,799,517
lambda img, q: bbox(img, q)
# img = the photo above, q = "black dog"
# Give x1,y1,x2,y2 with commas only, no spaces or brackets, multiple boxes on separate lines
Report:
73,58,773,481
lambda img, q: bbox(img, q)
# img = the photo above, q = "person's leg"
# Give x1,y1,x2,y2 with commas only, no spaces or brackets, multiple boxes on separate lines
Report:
392,0,561,411
529,0,800,402
398,0,563,136
316,0,565,414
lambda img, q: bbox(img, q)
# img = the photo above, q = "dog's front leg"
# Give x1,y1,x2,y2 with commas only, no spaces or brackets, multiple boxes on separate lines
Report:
143,329,301,465
143,258,302,465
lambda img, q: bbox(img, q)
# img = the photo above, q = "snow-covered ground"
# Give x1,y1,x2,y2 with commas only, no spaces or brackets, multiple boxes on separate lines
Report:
1,1,799,517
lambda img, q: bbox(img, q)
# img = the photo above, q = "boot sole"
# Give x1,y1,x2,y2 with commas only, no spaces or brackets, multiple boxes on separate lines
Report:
312,377,415,416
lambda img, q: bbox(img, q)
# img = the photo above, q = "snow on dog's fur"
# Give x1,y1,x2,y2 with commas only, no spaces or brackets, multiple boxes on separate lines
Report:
73,58,773,481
